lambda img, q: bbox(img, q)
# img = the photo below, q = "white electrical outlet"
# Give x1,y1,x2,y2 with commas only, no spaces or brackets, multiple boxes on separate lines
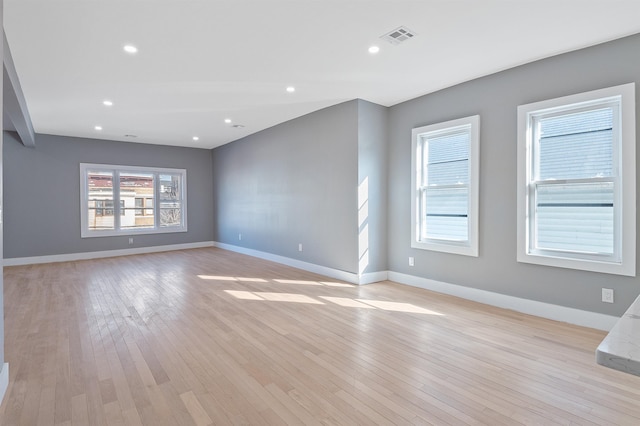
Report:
298,243,303,252
409,256,414,266
602,288,614,303
239,233,242,240
128,237,134,245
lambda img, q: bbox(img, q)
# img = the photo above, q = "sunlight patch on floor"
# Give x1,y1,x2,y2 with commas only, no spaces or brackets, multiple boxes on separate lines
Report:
319,296,375,309
356,299,444,315
224,290,265,300
256,292,324,304
198,275,267,282
319,281,353,288
199,275,352,287
198,275,237,281
273,279,323,286
224,290,444,315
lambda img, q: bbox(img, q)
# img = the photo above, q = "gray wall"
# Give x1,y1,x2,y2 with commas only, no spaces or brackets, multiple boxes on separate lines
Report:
388,33,640,316
212,101,359,273
1,0,5,367
357,99,388,274
3,132,214,258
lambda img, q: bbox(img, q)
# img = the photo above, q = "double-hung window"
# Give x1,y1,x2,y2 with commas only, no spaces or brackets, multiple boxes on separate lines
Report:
517,83,635,276
411,115,479,256
81,163,187,237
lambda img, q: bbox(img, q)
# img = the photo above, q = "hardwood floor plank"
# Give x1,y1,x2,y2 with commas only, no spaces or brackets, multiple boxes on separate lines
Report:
36,386,56,426
71,393,89,426
103,400,126,426
2,247,640,425
180,390,213,426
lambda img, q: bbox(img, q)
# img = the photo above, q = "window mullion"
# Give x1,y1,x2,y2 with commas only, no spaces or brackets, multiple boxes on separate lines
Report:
154,172,160,229
419,187,426,240
528,181,537,252
114,170,121,231
612,102,622,262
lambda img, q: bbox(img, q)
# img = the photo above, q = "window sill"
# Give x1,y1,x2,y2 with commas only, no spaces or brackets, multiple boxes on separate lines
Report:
411,240,478,257
517,251,634,276
81,227,188,238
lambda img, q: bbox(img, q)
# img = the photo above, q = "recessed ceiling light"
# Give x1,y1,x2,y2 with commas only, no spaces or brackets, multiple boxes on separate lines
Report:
123,44,138,54
286,86,295,93
368,45,380,54
192,136,199,141
94,126,102,131
224,118,232,124
103,100,113,106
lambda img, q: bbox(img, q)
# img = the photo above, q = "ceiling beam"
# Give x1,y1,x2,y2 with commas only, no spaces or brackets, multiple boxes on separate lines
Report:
3,30,35,148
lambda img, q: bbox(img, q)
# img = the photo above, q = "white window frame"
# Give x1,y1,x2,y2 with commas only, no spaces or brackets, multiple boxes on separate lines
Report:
80,163,188,238
517,83,635,276
411,115,480,256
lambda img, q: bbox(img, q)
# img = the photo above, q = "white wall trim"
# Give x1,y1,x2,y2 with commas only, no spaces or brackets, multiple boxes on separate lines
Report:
359,271,389,285
0,363,8,407
3,241,214,266
387,271,619,331
214,242,367,284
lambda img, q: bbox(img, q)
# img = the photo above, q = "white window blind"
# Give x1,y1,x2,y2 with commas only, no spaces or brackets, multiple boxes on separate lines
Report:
422,129,470,241
532,107,615,255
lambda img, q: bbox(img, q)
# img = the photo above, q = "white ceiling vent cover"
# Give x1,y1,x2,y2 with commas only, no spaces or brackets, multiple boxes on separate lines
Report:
381,26,417,45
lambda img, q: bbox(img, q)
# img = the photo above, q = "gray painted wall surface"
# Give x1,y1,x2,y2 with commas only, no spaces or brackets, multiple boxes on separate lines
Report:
1,0,5,367
388,33,640,316
212,101,359,273
3,132,214,258
357,100,388,274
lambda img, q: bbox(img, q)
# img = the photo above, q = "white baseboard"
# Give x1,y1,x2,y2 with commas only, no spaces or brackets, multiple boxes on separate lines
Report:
214,242,370,284
0,363,8,406
3,241,214,266
359,270,389,285
387,271,619,331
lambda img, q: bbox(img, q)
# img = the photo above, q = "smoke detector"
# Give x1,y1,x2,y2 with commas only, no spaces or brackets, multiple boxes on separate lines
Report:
381,26,417,45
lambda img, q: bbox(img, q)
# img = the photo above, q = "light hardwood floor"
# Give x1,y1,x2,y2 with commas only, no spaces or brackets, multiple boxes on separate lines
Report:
1,247,639,425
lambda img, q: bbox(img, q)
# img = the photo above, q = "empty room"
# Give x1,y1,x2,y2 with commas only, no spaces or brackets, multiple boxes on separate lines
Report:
1,0,640,425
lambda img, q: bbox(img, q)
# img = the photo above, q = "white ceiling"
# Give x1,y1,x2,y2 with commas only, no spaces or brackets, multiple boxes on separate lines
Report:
5,0,640,149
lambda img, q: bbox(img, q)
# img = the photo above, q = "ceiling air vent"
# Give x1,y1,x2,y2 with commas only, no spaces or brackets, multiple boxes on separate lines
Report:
381,26,417,45
232,124,245,129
